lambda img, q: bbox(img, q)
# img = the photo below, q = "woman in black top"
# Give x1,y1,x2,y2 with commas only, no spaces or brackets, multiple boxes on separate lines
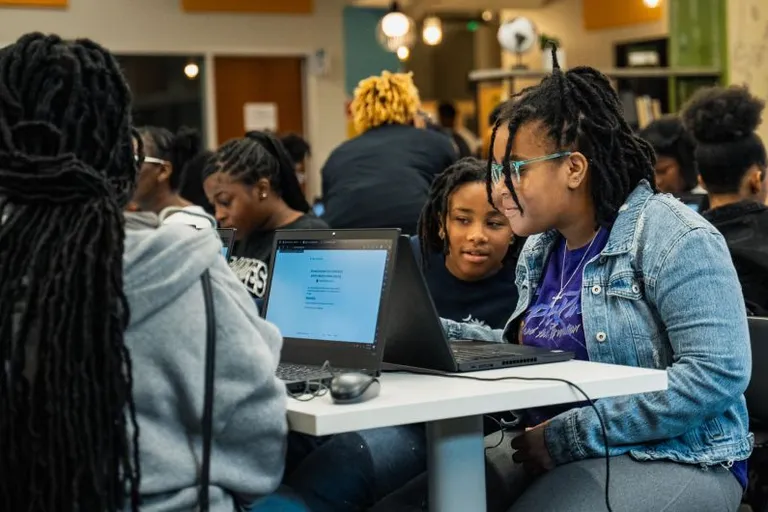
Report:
682,85,768,315
203,131,327,299
321,71,457,234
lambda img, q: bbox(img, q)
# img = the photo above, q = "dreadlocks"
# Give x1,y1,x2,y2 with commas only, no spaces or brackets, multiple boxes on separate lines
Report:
204,131,310,212
487,45,657,228
0,33,140,511
418,157,517,269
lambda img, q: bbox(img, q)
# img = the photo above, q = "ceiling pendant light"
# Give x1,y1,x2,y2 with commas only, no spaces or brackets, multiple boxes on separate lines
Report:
422,16,443,46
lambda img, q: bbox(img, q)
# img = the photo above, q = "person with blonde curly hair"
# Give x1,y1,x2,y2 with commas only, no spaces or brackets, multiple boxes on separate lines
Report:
321,70,457,235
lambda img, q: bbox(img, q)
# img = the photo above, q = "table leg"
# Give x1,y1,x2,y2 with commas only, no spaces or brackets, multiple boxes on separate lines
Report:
426,415,486,512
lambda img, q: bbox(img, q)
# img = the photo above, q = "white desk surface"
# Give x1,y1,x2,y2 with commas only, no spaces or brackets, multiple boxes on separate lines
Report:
286,360,668,436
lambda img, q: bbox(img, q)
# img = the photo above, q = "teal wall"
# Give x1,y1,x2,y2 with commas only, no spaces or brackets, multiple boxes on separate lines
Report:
343,6,402,96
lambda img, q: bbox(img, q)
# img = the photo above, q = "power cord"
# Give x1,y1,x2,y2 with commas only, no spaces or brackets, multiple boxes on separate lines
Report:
392,367,614,512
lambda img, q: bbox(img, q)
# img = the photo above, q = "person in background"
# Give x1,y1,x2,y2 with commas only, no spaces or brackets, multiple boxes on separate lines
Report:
682,85,768,316
638,116,705,198
437,102,475,158
280,133,311,195
203,130,327,300
413,157,521,328
0,32,289,512
133,126,215,228
321,71,456,234
179,149,216,215
374,51,751,512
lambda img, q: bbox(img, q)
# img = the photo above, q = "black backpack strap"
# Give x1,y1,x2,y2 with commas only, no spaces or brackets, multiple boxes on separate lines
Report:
199,269,216,511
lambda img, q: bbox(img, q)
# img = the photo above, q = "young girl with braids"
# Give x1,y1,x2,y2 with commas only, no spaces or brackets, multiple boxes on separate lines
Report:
374,47,751,512
132,126,215,227
0,33,288,511
203,131,327,300
414,157,520,328
321,71,456,234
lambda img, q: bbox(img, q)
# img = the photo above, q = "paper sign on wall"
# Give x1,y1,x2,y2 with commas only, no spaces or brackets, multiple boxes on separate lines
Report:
244,103,278,132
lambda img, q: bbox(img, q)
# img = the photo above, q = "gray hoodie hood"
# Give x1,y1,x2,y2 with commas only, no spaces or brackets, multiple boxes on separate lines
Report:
123,215,220,324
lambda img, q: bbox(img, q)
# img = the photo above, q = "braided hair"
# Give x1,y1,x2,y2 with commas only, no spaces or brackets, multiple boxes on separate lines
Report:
418,157,518,269
138,126,202,190
0,33,140,511
487,46,657,228
203,130,310,212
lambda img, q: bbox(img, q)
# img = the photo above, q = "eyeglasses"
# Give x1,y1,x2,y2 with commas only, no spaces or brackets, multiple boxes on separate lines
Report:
134,155,168,166
491,151,573,183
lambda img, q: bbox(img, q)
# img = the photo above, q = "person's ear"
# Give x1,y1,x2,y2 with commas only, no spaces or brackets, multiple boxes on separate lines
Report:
747,165,764,195
254,177,271,200
565,152,589,190
157,163,173,184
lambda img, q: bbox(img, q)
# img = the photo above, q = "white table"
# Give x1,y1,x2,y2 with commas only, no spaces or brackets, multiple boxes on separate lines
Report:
287,360,668,512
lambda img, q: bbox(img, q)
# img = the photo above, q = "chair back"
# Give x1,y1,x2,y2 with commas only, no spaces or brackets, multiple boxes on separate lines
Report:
747,317,768,424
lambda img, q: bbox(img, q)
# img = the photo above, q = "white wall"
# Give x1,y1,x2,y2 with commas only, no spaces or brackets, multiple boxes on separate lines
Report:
728,0,768,146
0,0,348,199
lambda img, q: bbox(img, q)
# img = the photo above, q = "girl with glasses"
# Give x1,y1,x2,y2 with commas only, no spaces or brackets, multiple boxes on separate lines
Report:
374,47,751,512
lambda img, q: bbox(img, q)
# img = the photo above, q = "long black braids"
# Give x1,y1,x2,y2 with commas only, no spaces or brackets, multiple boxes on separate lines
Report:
418,157,518,269
0,33,140,511
203,131,310,212
486,45,657,228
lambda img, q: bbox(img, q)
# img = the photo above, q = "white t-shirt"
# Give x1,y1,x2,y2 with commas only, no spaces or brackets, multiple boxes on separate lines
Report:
159,206,216,229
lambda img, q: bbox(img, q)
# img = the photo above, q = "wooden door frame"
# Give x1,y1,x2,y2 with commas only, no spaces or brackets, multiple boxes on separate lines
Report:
204,48,310,155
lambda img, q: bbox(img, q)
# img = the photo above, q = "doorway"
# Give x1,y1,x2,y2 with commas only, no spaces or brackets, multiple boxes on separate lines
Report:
213,56,305,146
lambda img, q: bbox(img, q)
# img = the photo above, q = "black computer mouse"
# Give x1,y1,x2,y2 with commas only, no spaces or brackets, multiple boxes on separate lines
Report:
330,372,381,404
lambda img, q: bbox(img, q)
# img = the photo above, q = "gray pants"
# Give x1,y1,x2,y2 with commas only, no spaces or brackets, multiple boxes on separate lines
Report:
372,435,744,512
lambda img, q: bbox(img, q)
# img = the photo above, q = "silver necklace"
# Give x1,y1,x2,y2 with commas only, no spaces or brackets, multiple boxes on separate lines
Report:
551,228,601,305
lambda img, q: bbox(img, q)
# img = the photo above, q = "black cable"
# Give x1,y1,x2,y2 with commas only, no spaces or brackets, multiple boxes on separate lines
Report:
287,360,336,402
391,367,614,512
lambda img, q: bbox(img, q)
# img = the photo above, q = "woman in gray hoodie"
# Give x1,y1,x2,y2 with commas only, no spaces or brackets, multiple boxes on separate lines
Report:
0,33,288,511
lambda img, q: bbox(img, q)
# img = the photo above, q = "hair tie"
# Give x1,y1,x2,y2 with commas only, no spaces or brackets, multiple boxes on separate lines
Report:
0,149,112,204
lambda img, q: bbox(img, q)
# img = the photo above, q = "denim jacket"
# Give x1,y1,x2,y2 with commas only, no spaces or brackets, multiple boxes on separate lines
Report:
441,181,753,466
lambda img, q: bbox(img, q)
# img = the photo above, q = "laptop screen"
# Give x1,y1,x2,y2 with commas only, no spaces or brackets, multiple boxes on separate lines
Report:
217,228,236,259
265,238,392,347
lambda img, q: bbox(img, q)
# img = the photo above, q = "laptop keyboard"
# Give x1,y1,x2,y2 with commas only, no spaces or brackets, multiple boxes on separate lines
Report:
276,362,332,382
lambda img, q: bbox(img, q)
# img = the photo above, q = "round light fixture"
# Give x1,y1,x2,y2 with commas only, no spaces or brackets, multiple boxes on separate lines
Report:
643,0,661,7
381,2,410,38
396,46,410,61
482,10,493,22
184,62,199,79
422,17,443,46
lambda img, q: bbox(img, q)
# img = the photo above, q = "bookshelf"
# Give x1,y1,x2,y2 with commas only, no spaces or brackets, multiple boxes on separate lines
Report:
467,0,726,133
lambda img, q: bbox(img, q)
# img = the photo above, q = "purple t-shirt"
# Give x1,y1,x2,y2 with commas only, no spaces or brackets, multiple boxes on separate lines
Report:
522,228,610,359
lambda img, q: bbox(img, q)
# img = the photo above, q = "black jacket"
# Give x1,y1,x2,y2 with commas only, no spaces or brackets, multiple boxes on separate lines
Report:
321,124,457,235
703,201,768,315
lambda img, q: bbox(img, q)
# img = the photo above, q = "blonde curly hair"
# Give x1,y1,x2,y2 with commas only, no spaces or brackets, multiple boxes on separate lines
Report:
350,71,421,133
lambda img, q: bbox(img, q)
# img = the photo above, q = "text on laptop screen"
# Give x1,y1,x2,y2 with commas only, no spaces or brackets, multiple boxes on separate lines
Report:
266,239,391,344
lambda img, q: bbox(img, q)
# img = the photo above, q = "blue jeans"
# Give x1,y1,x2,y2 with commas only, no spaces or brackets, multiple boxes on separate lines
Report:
242,487,309,511
284,424,426,512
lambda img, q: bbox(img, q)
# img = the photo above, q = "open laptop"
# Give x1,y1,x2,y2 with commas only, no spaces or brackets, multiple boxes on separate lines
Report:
216,228,236,259
383,235,574,373
676,192,709,213
262,229,400,390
